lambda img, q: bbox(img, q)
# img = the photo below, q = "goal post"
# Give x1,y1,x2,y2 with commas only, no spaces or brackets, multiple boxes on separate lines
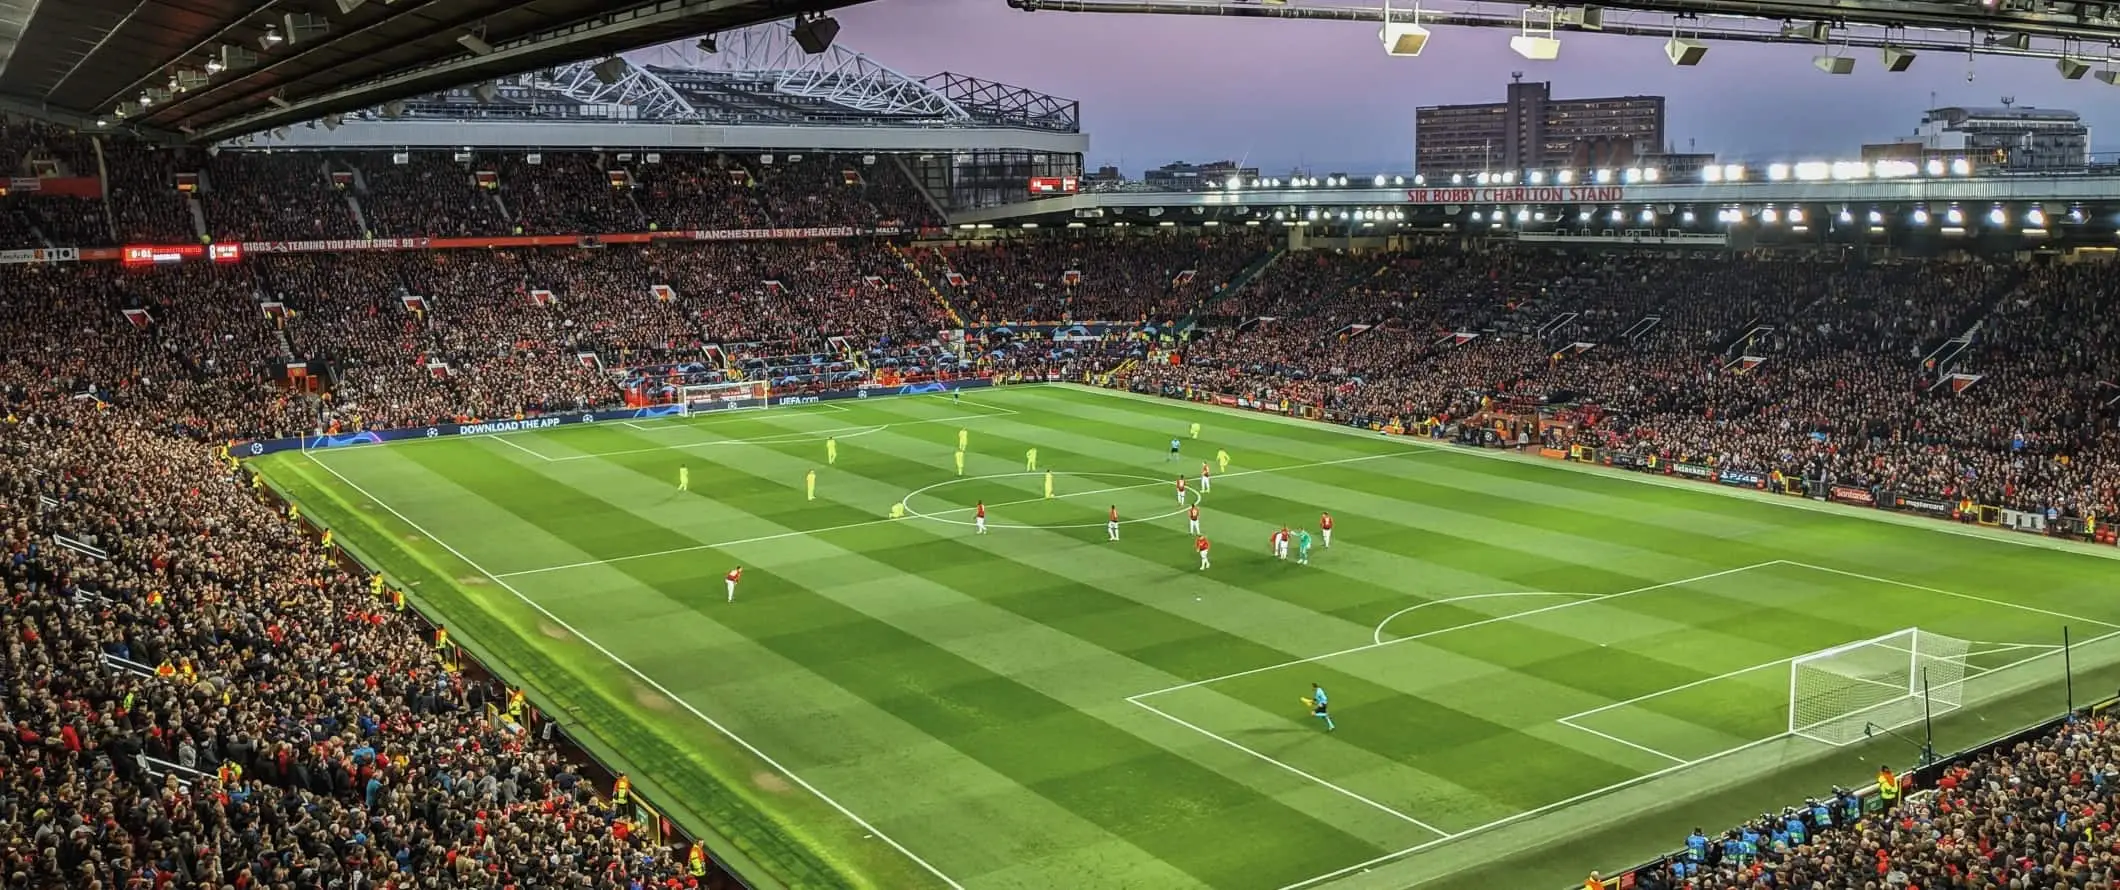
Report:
679,380,772,415
1788,628,1970,746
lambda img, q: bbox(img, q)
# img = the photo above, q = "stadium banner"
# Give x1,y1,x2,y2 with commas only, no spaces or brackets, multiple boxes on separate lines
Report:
1670,462,1713,479
1829,484,1876,506
237,379,995,455
1606,451,1643,470
1403,185,1627,205
970,322,1145,339
1717,468,1765,488
1891,492,1952,515
243,238,430,253
0,247,78,264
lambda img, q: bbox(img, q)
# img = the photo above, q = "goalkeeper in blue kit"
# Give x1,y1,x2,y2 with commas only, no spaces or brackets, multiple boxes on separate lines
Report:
1308,684,1335,731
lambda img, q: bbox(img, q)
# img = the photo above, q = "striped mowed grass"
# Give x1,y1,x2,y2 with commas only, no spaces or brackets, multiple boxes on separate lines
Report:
255,385,2120,890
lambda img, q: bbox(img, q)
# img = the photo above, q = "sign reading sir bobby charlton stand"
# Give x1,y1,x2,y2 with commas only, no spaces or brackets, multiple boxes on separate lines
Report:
1404,186,1629,204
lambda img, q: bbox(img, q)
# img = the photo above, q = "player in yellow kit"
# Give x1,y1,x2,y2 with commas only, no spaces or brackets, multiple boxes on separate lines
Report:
954,450,965,476
1025,447,1038,471
805,469,816,501
826,437,837,464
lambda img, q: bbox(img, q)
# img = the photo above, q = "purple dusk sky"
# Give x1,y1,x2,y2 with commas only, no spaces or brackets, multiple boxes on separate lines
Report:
832,0,2115,175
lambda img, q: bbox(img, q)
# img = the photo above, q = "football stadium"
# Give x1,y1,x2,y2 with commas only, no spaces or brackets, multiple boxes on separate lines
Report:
8,1,2120,889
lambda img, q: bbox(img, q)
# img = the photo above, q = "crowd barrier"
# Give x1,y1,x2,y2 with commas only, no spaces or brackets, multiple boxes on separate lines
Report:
237,379,995,456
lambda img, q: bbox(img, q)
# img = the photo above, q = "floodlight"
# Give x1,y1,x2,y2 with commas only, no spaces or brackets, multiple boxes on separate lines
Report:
1788,208,1805,224
457,33,494,55
1868,210,1883,224
1880,46,1915,72
1557,169,1574,184
2099,69,2120,85
1949,158,1971,175
1594,169,1612,183
696,36,717,53
1380,21,1432,56
1511,35,1561,60
792,14,839,54
1665,37,1707,66
1813,55,1854,74
1945,208,1963,225
336,0,365,15
1987,207,2005,226
2058,58,2090,79
1761,208,1779,224
1924,159,1945,176
472,81,498,103
1681,210,1694,223
1766,163,1790,181
1838,209,1853,223
2027,208,2045,226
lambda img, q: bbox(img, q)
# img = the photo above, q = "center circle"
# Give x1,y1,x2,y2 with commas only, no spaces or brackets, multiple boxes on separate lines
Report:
900,471,1203,529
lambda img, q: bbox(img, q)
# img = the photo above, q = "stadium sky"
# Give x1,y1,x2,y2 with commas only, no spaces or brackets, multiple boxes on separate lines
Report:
834,0,2119,175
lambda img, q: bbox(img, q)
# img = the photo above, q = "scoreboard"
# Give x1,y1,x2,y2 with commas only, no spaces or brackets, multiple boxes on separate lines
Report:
1028,176,1079,196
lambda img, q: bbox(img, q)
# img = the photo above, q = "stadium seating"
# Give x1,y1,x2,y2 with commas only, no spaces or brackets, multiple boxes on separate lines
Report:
11,120,2120,889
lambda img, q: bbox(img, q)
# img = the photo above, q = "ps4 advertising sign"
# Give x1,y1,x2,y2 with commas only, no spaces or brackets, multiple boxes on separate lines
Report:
238,379,996,456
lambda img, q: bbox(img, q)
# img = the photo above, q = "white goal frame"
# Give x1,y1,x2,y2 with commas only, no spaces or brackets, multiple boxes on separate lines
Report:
679,380,772,415
1788,627,1970,747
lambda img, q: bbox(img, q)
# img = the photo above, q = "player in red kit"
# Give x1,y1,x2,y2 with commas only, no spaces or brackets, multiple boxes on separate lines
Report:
1187,504,1201,535
1107,505,1120,542
974,501,988,535
1320,511,1333,548
1174,476,1188,505
725,566,742,602
1199,462,1212,493
1196,535,1211,570
1276,526,1292,560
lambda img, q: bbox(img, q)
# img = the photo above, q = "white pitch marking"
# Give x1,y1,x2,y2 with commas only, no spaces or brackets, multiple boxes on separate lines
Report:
299,450,969,890
1127,698,1455,839
1130,561,1784,702
1371,592,1600,646
495,450,1425,578
487,434,555,462
1553,717,1689,765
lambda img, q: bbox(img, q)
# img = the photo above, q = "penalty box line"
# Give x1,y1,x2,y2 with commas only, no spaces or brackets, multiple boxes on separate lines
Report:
1276,559,2120,890
1119,562,1784,865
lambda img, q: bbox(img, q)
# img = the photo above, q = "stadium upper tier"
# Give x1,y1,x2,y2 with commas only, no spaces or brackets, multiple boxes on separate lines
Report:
221,23,1085,157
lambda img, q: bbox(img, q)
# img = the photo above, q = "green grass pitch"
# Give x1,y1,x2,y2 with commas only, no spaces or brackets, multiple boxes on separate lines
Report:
252,384,2120,890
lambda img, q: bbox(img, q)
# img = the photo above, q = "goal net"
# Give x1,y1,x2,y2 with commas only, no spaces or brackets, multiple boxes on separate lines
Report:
1789,628,1971,747
679,380,771,415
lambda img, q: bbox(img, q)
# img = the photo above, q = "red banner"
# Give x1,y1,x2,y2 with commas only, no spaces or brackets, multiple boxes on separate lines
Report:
243,238,431,253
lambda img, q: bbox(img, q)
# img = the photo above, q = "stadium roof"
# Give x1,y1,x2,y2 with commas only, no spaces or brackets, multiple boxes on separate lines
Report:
0,0,861,142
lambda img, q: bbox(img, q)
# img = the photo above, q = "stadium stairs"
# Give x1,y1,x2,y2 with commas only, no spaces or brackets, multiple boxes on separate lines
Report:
892,243,967,326
1180,247,1285,329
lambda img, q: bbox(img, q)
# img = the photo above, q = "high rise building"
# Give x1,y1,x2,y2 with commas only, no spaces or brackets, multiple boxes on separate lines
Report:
1415,79,1666,176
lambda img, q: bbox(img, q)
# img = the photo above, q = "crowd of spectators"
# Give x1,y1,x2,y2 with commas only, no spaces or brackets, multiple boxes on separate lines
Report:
918,232,1270,326
1128,248,2120,518
0,123,940,249
198,151,363,244
0,380,705,890
1627,712,2120,889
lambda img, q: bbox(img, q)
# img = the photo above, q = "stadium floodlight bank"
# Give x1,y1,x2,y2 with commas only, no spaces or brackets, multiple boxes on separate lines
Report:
1788,627,1970,746
679,381,772,414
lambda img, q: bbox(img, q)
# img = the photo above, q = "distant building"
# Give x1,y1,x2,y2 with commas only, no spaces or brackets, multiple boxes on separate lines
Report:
1143,160,1259,191
1081,164,1125,184
1415,79,1666,176
1863,104,2089,172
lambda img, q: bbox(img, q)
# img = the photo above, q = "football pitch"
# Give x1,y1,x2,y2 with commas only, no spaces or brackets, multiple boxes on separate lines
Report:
254,384,2120,890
